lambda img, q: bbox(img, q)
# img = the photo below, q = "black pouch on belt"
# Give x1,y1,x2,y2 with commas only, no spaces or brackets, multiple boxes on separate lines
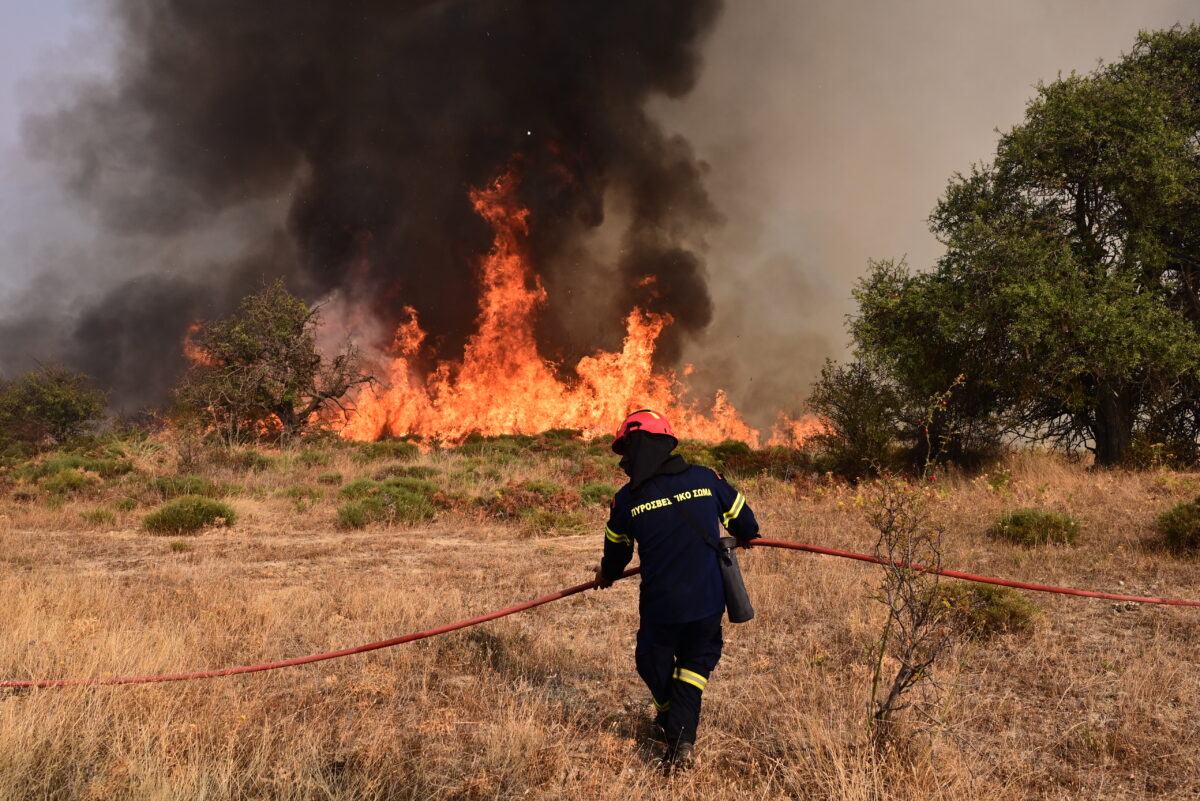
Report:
652,479,755,623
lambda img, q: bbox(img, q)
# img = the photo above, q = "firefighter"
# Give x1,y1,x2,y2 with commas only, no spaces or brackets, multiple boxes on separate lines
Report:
594,409,760,770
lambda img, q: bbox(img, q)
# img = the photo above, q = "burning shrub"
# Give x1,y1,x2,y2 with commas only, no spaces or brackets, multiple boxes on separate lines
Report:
1156,497,1200,553
988,509,1081,547
143,496,236,535
929,582,1039,639
0,366,107,449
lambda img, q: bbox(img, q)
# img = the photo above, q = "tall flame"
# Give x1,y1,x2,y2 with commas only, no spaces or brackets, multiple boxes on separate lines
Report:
341,169,820,447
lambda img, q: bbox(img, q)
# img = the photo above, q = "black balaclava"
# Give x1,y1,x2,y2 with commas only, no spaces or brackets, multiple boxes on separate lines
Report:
619,430,689,495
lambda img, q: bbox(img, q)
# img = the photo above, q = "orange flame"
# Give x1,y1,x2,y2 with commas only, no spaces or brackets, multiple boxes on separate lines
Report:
182,321,216,367
341,169,764,446
766,413,830,449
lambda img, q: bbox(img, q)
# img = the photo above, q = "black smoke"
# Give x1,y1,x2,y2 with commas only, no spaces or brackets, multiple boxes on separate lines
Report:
10,0,724,409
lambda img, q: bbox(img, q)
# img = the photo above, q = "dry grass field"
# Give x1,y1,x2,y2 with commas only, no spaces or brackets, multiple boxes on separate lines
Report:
1,438,1199,800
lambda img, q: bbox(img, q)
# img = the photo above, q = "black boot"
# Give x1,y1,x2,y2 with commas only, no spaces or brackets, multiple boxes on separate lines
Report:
661,740,694,774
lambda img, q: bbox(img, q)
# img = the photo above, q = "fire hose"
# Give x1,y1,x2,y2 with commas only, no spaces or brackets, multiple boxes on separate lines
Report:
2,537,1197,689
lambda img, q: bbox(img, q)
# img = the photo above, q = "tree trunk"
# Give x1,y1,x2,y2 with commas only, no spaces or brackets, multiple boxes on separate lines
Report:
1092,381,1137,467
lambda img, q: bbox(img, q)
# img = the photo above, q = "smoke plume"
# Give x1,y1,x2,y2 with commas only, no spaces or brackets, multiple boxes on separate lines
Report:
10,0,724,409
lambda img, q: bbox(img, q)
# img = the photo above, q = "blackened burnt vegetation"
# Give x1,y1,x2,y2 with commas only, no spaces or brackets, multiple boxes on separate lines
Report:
17,0,724,410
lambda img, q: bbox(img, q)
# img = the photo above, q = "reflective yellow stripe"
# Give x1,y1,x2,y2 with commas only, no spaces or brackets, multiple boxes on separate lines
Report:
721,493,745,526
652,697,670,712
605,526,631,546
673,668,708,691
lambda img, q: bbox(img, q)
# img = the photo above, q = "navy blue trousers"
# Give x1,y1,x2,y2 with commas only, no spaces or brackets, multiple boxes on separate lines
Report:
635,613,723,747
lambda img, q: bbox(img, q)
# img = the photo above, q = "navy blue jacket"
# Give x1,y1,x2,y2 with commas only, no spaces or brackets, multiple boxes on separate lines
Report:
601,465,760,624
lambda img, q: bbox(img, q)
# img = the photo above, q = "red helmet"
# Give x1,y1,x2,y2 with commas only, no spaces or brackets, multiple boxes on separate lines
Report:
612,409,677,454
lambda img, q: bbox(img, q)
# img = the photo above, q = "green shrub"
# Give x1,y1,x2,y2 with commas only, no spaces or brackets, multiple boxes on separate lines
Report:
339,478,378,500
337,502,369,529
169,540,192,552
931,582,1039,638
27,455,134,480
143,496,237,535
372,463,441,481
316,472,344,486
519,509,587,537
152,474,224,499
340,476,439,500
719,446,816,479
281,484,322,512
297,449,331,468
541,428,583,442
362,486,437,525
988,508,1080,546
579,481,618,506
805,358,902,479
456,434,529,459
353,439,419,463
43,469,99,497
0,366,107,447
481,482,581,520
1156,497,1200,552
81,508,116,526
231,449,275,472
711,439,753,464
521,479,564,496
335,477,439,527
589,433,615,450
675,441,720,470
113,497,138,512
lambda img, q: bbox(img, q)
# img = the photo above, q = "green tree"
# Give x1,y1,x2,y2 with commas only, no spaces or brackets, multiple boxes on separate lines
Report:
174,281,372,443
806,359,903,478
0,366,107,448
850,26,1200,467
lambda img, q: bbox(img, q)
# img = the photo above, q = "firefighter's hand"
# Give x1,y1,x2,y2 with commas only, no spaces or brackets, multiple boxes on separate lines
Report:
594,565,614,589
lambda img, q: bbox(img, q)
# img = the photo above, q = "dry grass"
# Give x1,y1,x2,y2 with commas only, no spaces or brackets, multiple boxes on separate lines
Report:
0,443,1199,799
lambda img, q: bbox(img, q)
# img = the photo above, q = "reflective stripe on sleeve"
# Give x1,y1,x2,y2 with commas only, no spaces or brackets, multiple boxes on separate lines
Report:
605,526,632,546
673,668,708,692
652,697,671,712
720,493,746,526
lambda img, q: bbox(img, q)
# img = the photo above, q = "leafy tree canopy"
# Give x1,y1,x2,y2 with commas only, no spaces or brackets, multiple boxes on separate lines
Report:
173,281,372,443
849,25,1200,467
0,366,107,449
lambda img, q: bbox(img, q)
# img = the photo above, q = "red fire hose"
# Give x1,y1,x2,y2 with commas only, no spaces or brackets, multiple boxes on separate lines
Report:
2,539,1197,689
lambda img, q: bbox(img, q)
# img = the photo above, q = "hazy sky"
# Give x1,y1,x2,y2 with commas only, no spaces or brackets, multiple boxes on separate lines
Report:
1,1,1197,421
